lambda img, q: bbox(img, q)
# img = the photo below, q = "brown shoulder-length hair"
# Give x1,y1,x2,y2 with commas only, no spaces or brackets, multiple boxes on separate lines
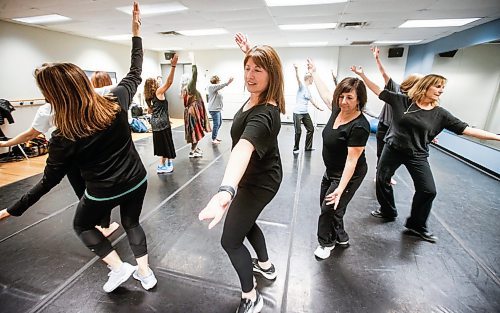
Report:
408,74,447,106
244,45,285,114
210,75,220,84
144,78,159,108
35,63,120,141
90,71,112,88
332,77,367,111
400,73,423,94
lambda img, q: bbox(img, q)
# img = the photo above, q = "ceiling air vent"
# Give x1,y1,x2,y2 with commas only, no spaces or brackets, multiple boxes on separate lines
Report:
159,31,183,36
350,41,374,46
339,22,368,29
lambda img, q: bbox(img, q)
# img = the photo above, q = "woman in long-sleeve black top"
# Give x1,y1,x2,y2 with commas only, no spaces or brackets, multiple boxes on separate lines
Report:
0,2,157,293
353,72,500,242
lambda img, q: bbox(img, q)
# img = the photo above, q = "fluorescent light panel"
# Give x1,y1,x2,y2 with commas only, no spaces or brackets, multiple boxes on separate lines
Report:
399,18,480,28
266,0,348,6
280,23,337,30
12,14,71,24
177,28,228,36
98,34,131,41
374,40,422,44
117,2,188,15
289,41,328,47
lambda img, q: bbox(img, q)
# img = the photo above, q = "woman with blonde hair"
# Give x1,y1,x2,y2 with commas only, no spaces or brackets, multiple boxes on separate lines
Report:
0,2,157,292
144,54,179,173
199,33,285,313
358,73,500,242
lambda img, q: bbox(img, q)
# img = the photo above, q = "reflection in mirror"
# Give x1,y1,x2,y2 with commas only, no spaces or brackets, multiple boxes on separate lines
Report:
432,41,500,150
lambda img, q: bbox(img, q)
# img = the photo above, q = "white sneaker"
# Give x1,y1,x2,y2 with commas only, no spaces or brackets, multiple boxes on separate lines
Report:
189,151,203,158
133,267,157,290
314,245,335,259
103,262,136,293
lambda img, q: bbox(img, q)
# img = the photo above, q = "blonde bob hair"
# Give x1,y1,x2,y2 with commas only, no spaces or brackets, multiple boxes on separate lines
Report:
35,63,120,141
408,74,447,107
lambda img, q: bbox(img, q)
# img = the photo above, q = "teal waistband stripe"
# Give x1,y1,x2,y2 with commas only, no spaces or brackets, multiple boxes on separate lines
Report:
84,176,147,201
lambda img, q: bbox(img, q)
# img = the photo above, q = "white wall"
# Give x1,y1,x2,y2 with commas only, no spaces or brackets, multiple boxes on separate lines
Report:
172,46,409,124
432,44,500,133
0,20,162,138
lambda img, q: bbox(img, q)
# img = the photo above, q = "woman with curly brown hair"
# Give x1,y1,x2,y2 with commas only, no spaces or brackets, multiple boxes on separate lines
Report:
144,54,178,173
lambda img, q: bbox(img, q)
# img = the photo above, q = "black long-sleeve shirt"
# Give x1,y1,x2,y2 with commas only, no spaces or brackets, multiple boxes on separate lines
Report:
8,36,145,216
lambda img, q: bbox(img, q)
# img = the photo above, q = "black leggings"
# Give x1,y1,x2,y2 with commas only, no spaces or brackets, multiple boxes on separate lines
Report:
67,165,111,228
73,182,148,259
221,187,276,293
376,122,389,163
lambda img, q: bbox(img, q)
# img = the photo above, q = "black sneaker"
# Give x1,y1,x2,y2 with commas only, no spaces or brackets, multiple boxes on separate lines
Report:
252,258,277,280
405,227,438,243
371,210,396,221
236,291,263,313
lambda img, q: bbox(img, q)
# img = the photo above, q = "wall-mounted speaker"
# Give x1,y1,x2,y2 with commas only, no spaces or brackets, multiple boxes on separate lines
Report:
438,50,458,57
164,52,175,60
388,47,404,58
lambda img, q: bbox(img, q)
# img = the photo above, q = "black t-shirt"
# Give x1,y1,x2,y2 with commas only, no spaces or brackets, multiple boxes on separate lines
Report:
322,107,370,177
378,78,400,126
231,102,282,193
150,95,170,131
379,90,468,157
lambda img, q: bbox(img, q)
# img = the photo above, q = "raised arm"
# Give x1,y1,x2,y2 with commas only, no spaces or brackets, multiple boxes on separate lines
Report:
331,70,338,86
187,64,198,95
113,1,143,109
156,54,178,98
307,58,333,110
371,46,390,84
293,64,301,86
350,65,382,96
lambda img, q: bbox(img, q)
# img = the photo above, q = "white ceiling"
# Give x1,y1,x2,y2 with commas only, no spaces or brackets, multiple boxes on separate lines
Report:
1,0,499,52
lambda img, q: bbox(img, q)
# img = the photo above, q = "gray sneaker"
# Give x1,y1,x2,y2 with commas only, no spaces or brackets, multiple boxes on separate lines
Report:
133,267,158,290
103,262,136,293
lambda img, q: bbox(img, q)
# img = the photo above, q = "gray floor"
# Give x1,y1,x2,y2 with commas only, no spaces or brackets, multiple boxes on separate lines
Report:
0,121,499,313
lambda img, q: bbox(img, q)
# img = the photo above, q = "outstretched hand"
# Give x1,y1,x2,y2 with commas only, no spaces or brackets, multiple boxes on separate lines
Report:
198,192,232,229
235,33,251,54
132,1,141,37
306,58,316,73
171,54,179,67
0,209,11,221
350,65,364,76
325,188,342,210
370,46,380,59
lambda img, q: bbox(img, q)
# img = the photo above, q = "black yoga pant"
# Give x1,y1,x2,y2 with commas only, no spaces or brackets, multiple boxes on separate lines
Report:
66,164,111,228
221,187,276,293
293,113,314,150
73,182,148,259
318,165,367,247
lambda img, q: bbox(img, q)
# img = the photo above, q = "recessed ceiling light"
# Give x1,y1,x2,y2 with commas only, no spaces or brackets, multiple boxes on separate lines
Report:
117,2,188,15
374,40,422,44
289,41,328,47
266,0,348,6
98,34,131,41
216,45,237,49
177,28,228,36
399,18,480,28
279,23,337,30
12,14,71,24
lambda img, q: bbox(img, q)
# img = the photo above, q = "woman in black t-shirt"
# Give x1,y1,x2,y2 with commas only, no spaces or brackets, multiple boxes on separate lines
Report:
199,33,284,313
356,73,500,242
144,53,178,174
308,59,370,260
